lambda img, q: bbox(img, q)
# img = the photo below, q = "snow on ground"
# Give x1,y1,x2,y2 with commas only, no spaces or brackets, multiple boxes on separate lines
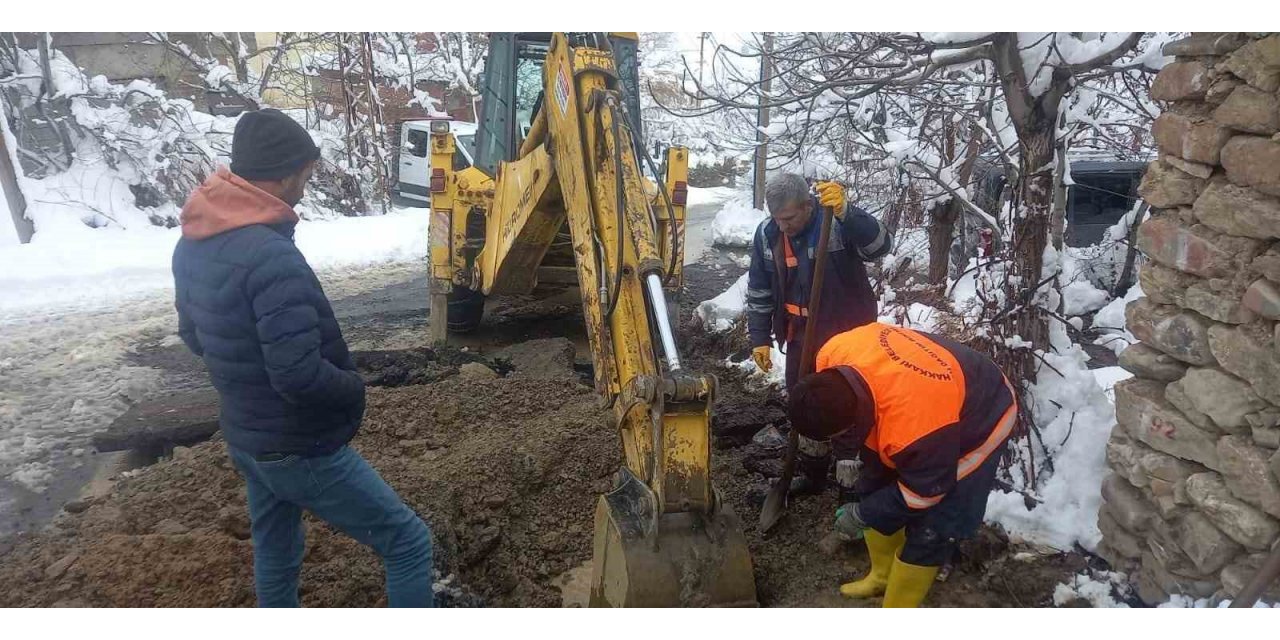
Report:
1052,571,1131,608
985,316,1117,551
1158,595,1276,608
1062,279,1110,316
1092,283,1144,355
1091,366,1133,404
0,207,429,321
710,195,767,248
694,272,748,332
686,186,737,207
0,200,430,534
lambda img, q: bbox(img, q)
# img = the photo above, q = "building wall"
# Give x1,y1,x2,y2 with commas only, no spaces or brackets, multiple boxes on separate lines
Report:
1101,32,1280,605
14,32,258,112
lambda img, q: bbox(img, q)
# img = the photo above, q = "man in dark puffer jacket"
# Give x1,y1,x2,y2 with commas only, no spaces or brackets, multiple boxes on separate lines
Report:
172,109,432,607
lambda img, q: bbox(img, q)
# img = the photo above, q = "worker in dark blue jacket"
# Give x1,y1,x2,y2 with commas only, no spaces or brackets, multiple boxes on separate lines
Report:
746,173,891,495
172,109,433,607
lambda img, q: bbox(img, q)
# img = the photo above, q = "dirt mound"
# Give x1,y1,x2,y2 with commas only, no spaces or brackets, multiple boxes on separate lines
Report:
0,373,612,607
353,346,509,387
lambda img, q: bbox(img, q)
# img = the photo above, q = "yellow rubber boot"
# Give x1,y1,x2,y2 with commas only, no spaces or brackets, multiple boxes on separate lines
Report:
839,528,905,599
881,554,941,608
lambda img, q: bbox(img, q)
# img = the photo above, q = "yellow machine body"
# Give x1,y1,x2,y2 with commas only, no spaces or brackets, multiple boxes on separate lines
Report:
427,32,755,607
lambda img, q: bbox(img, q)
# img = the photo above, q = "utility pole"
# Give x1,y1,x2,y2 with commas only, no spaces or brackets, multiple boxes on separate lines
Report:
753,32,773,211
697,32,706,109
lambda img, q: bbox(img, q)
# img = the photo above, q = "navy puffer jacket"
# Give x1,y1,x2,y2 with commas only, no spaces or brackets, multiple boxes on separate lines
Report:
172,167,364,456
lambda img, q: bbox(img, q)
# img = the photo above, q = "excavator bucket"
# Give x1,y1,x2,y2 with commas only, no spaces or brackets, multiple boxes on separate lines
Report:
589,469,757,607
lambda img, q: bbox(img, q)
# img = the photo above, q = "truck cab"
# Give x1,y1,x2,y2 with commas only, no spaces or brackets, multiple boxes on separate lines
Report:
396,119,477,205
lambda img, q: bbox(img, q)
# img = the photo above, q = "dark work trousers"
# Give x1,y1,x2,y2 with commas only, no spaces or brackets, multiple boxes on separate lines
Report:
858,447,1004,567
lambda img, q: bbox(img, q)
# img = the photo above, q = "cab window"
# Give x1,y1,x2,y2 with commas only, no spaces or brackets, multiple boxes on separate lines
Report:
406,129,429,158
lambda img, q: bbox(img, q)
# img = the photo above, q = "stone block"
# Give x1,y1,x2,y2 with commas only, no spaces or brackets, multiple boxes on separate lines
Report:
1100,473,1157,534
1207,322,1280,406
1140,261,1255,324
1139,158,1210,208
1186,472,1280,550
1152,61,1212,101
1118,342,1189,382
1139,550,1220,603
1193,179,1280,240
1114,377,1223,470
1126,300,1218,367
1255,425,1280,449
1166,509,1243,575
1179,368,1270,434
1273,448,1280,482
1138,217,1254,279
1214,85,1280,135
1148,477,1184,518
1185,284,1256,325
1095,541,1139,575
1166,378,1219,431
1217,435,1280,519
1106,435,1147,487
1139,446,1211,488
1152,113,1235,166
1251,249,1280,282
1148,516,1203,576
1206,76,1243,105
1163,33,1249,57
1222,34,1280,92
1221,554,1280,601
1163,154,1215,180
1098,507,1146,560
1243,279,1280,320
1221,135,1280,197
1139,261,1196,306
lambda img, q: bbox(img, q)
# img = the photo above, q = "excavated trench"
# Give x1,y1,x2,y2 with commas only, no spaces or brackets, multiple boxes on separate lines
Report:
0,259,1093,607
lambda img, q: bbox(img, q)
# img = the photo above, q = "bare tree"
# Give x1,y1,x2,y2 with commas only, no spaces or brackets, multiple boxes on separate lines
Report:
680,32,1163,378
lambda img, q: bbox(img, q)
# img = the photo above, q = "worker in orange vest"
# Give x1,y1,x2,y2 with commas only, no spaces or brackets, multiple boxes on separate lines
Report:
787,322,1018,607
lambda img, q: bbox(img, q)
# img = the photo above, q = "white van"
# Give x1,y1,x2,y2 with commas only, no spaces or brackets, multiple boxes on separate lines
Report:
395,119,478,204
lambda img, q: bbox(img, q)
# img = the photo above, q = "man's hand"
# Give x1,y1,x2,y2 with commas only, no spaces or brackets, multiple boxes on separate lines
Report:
834,503,868,540
816,181,846,218
752,346,773,373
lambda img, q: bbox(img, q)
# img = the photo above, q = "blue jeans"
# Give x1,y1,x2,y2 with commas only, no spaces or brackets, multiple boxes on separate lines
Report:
229,445,434,607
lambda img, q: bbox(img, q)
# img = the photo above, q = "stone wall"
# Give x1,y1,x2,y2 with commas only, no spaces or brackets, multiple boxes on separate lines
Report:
1101,32,1280,605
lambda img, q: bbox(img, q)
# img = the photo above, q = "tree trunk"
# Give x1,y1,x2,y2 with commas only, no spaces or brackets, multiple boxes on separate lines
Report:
1009,122,1057,381
1050,138,1068,252
1113,202,1150,297
927,199,959,285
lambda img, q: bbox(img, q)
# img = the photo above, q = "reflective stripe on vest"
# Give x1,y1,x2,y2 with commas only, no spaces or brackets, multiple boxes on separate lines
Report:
784,303,809,317
898,482,945,510
955,376,1018,481
783,234,799,268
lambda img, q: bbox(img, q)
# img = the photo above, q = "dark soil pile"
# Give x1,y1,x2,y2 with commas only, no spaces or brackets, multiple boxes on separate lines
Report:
0,374,613,607
353,346,511,387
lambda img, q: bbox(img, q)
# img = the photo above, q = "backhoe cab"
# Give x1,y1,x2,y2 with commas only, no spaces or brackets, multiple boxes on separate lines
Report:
426,33,756,607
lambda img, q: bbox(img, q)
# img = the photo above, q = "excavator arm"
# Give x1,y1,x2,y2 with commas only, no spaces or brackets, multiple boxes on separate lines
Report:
426,32,755,607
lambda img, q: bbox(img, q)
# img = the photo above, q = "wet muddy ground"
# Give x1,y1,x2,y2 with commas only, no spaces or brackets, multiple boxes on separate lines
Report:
0,249,1095,607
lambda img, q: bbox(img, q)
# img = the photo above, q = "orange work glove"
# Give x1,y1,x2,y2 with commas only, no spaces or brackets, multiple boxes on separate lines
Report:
752,346,773,373
815,181,846,218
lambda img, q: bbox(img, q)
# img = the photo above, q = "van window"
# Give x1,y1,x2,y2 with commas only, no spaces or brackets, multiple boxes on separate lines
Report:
406,129,429,158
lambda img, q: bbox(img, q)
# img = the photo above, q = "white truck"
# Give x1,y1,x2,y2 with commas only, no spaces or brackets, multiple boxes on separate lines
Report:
395,119,477,205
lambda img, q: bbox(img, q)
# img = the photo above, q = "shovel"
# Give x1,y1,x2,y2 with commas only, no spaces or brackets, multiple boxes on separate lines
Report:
759,203,837,534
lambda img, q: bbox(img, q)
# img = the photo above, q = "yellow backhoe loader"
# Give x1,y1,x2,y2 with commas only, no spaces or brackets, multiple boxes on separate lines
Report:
425,32,756,607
